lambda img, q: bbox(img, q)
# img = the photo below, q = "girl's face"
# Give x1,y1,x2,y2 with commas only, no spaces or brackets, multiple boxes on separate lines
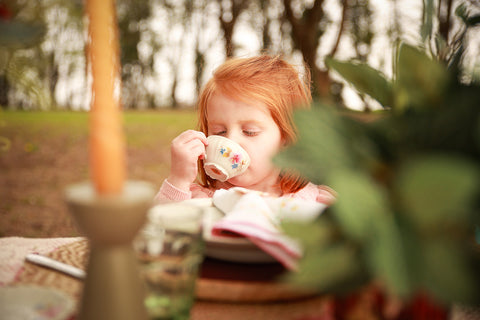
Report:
206,92,284,193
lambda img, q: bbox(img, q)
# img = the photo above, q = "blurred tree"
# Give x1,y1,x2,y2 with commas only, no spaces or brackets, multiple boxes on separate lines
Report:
117,0,154,109
282,0,331,98
348,0,373,62
3,0,478,110
329,0,348,57
0,0,83,110
0,0,50,109
0,1,13,107
191,0,217,99
42,0,83,110
259,0,273,50
343,0,375,110
437,0,454,42
156,0,196,108
421,0,480,81
280,0,374,105
217,0,252,57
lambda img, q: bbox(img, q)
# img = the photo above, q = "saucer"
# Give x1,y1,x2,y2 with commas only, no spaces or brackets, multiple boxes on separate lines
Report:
201,204,276,264
0,285,75,320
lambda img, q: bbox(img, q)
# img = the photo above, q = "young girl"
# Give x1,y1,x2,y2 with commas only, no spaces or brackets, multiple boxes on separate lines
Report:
155,55,335,205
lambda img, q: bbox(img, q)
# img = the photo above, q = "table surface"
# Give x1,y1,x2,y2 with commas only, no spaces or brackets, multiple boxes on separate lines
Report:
1,237,467,320
3,237,335,320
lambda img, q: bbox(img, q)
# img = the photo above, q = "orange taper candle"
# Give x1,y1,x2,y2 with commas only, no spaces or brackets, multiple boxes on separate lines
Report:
85,0,125,195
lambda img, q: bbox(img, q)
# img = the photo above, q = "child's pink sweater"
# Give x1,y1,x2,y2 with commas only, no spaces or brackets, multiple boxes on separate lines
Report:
154,179,336,205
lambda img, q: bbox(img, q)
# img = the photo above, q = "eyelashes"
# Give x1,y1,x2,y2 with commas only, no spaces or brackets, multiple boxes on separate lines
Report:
243,130,259,137
211,130,259,137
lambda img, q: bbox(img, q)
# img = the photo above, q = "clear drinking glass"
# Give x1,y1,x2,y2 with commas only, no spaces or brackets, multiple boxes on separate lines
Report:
134,203,204,320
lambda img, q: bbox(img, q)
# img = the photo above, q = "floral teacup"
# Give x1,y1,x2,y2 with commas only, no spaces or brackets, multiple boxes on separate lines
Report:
204,135,250,182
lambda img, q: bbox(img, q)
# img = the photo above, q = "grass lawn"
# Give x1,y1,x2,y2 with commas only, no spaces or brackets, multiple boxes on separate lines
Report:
0,109,196,237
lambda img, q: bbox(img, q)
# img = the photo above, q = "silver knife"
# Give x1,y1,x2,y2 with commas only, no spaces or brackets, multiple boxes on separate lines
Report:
25,253,86,280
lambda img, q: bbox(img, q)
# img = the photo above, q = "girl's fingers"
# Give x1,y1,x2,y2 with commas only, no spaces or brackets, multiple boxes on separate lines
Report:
180,140,207,162
168,130,208,189
172,135,206,161
190,142,207,159
172,130,207,158
173,130,207,146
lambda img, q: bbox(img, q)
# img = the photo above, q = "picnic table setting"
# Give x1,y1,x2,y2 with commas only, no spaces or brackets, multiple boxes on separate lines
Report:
1,188,478,320
0,202,336,320
0,190,454,320
0,178,344,320
0,1,339,319
2,0,480,319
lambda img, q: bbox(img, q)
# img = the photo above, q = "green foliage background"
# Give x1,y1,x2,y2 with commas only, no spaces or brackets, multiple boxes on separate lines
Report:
277,39,480,305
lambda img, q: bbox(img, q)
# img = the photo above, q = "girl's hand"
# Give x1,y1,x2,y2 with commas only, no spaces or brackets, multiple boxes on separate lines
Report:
167,130,208,191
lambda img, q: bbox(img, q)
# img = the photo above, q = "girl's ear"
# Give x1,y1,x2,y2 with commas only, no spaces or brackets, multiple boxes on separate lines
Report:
280,136,288,149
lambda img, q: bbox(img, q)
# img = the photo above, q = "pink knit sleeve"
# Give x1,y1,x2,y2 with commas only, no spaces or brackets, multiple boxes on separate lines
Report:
288,182,337,205
154,179,213,203
154,179,191,203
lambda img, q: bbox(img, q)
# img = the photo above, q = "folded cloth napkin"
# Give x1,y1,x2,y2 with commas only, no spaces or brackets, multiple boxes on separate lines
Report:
211,188,327,270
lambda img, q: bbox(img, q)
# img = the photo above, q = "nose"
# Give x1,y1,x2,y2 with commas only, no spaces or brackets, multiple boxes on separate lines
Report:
225,131,240,143
225,132,245,148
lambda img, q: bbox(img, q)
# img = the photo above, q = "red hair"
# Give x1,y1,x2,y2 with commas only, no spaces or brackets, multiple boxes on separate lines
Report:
196,55,312,194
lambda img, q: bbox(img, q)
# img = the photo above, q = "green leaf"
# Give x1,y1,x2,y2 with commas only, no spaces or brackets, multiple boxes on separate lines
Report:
328,169,391,241
285,243,361,291
325,57,393,108
395,43,449,111
367,217,412,297
275,107,355,183
0,20,46,49
395,155,479,230
282,218,335,248
419,239,478,304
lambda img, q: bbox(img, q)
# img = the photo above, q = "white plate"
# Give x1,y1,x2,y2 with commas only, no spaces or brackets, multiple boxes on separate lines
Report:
149,199,276,264
201,204,276,264
0,286,75,320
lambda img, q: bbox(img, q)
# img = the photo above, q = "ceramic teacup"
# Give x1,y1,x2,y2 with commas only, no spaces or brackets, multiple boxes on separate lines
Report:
204,135,250,182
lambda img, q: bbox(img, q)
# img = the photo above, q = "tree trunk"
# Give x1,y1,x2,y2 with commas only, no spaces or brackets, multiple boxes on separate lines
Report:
330,0,348,57
282,0,331,99
217,0,250,57
48,53,59,108
170,73,178,108
438,0,454,43
259,0,272,51
221,19,235,57
0,75,9,108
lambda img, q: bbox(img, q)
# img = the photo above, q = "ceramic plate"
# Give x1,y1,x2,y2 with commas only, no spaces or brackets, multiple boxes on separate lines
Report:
150,199,276,263
0,286,75,320
200,202,276,264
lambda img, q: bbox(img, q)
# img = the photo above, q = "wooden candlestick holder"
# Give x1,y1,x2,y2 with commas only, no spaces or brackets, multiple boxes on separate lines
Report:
65,181,155,320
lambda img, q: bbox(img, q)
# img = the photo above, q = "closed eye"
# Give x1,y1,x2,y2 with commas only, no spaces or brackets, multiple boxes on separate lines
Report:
243,130,259,137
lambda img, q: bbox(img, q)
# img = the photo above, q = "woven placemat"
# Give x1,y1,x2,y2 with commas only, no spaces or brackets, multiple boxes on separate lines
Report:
15,239,88,300
13,238,316,303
